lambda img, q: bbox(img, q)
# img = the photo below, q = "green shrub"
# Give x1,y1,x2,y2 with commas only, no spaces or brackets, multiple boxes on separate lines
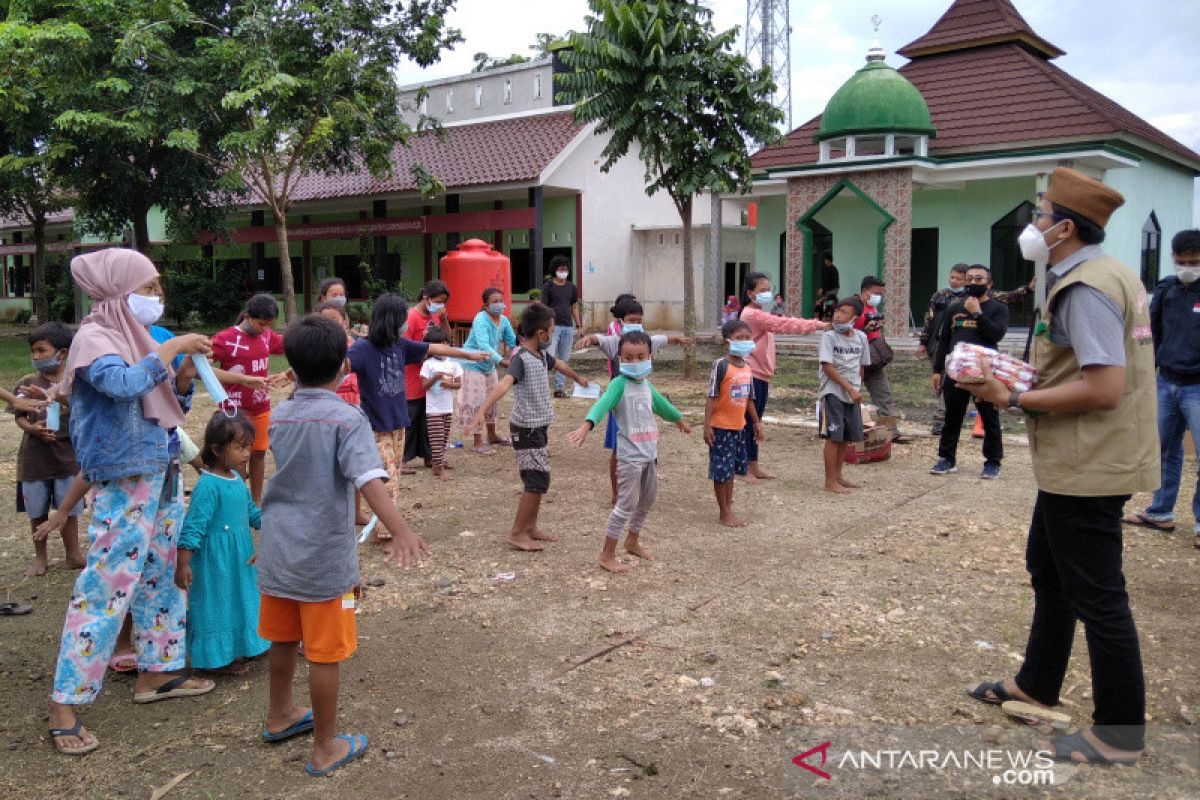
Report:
45,257,76,322
347,301,371,325
162,261,246,327
14,307,32,325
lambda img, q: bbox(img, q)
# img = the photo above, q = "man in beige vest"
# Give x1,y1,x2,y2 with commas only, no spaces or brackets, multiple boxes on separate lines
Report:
963,167,1156,766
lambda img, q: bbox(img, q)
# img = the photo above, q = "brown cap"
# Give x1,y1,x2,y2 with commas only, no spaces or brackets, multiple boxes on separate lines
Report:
1043,167,1124,229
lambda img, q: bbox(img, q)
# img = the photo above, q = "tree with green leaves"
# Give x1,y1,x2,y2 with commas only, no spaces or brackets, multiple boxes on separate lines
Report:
195,0,461,320
43,1,235,255
472,52,528,72
558,0,782,376
0,14,89,322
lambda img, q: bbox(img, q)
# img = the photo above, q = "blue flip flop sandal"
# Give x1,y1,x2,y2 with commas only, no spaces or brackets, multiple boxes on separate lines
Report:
1045,730,1140,766
305,733,368,777
262,709,314,743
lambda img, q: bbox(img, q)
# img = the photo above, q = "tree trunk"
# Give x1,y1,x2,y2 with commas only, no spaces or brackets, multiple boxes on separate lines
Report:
132,209,151,256
31,213,48,323
273,210,298,321
679,195,697,379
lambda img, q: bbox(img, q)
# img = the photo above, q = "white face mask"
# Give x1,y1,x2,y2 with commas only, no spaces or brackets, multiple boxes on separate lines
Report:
867,294,882,308
1018,221,1065,263
556,271,569,280
326,295,347,309
127,293,164,326
1176,267,1200,285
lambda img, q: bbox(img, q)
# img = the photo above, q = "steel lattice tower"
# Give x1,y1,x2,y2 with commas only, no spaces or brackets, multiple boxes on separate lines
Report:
745,0,792,131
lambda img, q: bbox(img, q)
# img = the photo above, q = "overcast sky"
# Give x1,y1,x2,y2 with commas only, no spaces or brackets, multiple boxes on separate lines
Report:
395,0,1200,224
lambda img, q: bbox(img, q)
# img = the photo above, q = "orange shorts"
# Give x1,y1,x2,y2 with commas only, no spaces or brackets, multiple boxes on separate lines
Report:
247,409,271,452
258,592,357,663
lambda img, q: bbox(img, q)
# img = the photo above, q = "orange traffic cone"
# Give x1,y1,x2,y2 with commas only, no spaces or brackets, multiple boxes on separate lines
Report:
972,414,985,439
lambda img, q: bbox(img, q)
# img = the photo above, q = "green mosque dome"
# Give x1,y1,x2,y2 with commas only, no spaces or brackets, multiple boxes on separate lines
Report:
816,51,936,142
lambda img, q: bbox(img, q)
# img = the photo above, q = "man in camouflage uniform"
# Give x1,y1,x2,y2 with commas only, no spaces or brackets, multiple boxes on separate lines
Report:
918,263,969,434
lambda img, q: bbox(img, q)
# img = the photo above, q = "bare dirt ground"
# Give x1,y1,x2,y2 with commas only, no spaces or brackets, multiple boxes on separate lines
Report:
1,350,1197,799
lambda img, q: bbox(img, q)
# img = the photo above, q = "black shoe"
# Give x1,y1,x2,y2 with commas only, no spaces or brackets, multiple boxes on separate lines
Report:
553,389,566,398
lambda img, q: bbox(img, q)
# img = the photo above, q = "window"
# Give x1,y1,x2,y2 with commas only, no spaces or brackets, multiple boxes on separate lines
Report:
1141,212,1162,291
855,136,886,157
446,88,454,113
504,78,512,104
533,73,542,100
474,84,483,108
418,95,428,115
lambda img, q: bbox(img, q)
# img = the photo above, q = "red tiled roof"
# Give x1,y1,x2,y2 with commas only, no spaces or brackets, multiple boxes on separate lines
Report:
897,0,1063,59
752,43,1200,172
286,111,585,202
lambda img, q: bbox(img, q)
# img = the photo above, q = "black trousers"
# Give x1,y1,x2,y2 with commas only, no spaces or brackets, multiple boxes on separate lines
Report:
937,380,1002,465
1014,491,1145,751
403,397,431,463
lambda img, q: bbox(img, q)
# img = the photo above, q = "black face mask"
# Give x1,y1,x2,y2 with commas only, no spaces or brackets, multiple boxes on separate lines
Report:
965,284,988,298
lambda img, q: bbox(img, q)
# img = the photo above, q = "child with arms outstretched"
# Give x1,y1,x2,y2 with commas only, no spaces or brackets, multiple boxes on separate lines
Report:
470,303,589,551
569,331,690,572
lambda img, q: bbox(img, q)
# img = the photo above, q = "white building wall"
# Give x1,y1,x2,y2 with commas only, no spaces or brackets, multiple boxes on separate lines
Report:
398,59,557,126
1103,154,1196,279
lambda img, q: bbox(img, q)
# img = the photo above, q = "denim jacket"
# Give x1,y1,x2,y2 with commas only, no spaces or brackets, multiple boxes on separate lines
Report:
69,353,193,483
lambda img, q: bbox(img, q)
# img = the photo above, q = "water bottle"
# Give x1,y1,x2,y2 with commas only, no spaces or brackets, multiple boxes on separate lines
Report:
451,441,464,449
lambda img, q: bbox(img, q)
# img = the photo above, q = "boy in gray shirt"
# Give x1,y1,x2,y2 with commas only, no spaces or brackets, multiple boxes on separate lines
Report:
469,303,590,553
570,331,691,573
257,315,429,778
818,300,871,493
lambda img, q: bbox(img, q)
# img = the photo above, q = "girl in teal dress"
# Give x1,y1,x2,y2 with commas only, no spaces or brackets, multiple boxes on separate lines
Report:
175,412,270,673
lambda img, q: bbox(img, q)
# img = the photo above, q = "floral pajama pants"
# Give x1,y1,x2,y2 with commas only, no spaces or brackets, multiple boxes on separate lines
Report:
374,429,406,505
51,471,187,704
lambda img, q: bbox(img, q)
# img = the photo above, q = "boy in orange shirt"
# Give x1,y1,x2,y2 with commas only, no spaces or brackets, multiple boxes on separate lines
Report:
705,319,763,527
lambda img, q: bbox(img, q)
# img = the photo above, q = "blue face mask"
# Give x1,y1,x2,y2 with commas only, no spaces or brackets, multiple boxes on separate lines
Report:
754,291,774,307
833,322,854,333
32,355,62,374
619,360,653,379
622,323,644,333
728,340,756,358
488,302,505,316
427,302,445,314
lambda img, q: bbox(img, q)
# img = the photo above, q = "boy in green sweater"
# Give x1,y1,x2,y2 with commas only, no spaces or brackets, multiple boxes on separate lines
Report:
569,331,691,573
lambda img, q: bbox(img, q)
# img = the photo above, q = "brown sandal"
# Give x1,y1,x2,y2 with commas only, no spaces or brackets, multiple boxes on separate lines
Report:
1122,512,1175,532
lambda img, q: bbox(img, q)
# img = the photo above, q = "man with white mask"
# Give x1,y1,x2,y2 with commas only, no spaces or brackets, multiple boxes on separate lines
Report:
1123,229,1200,548
964,167,1156,766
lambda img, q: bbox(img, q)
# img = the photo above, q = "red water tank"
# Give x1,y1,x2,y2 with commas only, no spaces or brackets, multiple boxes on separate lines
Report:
440,239,512,324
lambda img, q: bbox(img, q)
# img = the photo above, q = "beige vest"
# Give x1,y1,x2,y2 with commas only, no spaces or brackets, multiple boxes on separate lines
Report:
1028,256,1159,496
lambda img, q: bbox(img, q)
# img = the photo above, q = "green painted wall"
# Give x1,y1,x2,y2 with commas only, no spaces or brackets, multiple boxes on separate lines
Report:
814,192,890,306
753,195,785,290
911,176,1037,287
1103,154,1196,281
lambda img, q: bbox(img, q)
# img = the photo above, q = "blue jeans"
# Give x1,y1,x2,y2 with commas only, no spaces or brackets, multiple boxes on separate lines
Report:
1143,376,1200,531
549,325,574,391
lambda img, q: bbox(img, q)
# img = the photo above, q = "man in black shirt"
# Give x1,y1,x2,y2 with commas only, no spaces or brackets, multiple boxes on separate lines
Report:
930,264,1009,478
540,255,582,396
816,253,840,321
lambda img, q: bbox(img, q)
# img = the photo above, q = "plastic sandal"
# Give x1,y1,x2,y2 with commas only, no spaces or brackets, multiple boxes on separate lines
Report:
966,680,1018,705
305,733,368,777
263,709,314,743
49,721,99,755
132,674,215,704
1044,730,1139,766
0,601,33,616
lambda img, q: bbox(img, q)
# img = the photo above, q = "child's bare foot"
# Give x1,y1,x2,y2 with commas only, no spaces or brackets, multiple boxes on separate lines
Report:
824,482,850,494
433,467,451,482
838,478,862,489
506,532,545,551
66,552,87,570
599,554,633,573
26,558,48,577
738,473,761,484
530,528,558,542
719,513,748,528
749,468,776,480
442,461,454,470
624,539,655,561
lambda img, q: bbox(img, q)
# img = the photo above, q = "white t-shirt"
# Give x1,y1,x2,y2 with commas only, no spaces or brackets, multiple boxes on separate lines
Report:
420,358,464,415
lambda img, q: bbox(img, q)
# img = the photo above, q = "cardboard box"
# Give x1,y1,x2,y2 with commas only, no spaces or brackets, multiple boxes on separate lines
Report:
847,425,892,464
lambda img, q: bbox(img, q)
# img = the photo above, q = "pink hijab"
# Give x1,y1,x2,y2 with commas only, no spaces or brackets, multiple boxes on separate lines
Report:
61,248,185,429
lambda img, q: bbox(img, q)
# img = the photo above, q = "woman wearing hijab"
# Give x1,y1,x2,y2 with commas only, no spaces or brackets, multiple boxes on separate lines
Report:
47,249,215,755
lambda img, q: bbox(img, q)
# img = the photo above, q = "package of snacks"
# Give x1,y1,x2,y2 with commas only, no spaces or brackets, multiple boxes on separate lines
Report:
945,343,1038,392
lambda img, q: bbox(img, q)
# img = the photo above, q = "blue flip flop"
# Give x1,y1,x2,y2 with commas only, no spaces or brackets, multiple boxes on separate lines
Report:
305,733,368,777
262,710,314,743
